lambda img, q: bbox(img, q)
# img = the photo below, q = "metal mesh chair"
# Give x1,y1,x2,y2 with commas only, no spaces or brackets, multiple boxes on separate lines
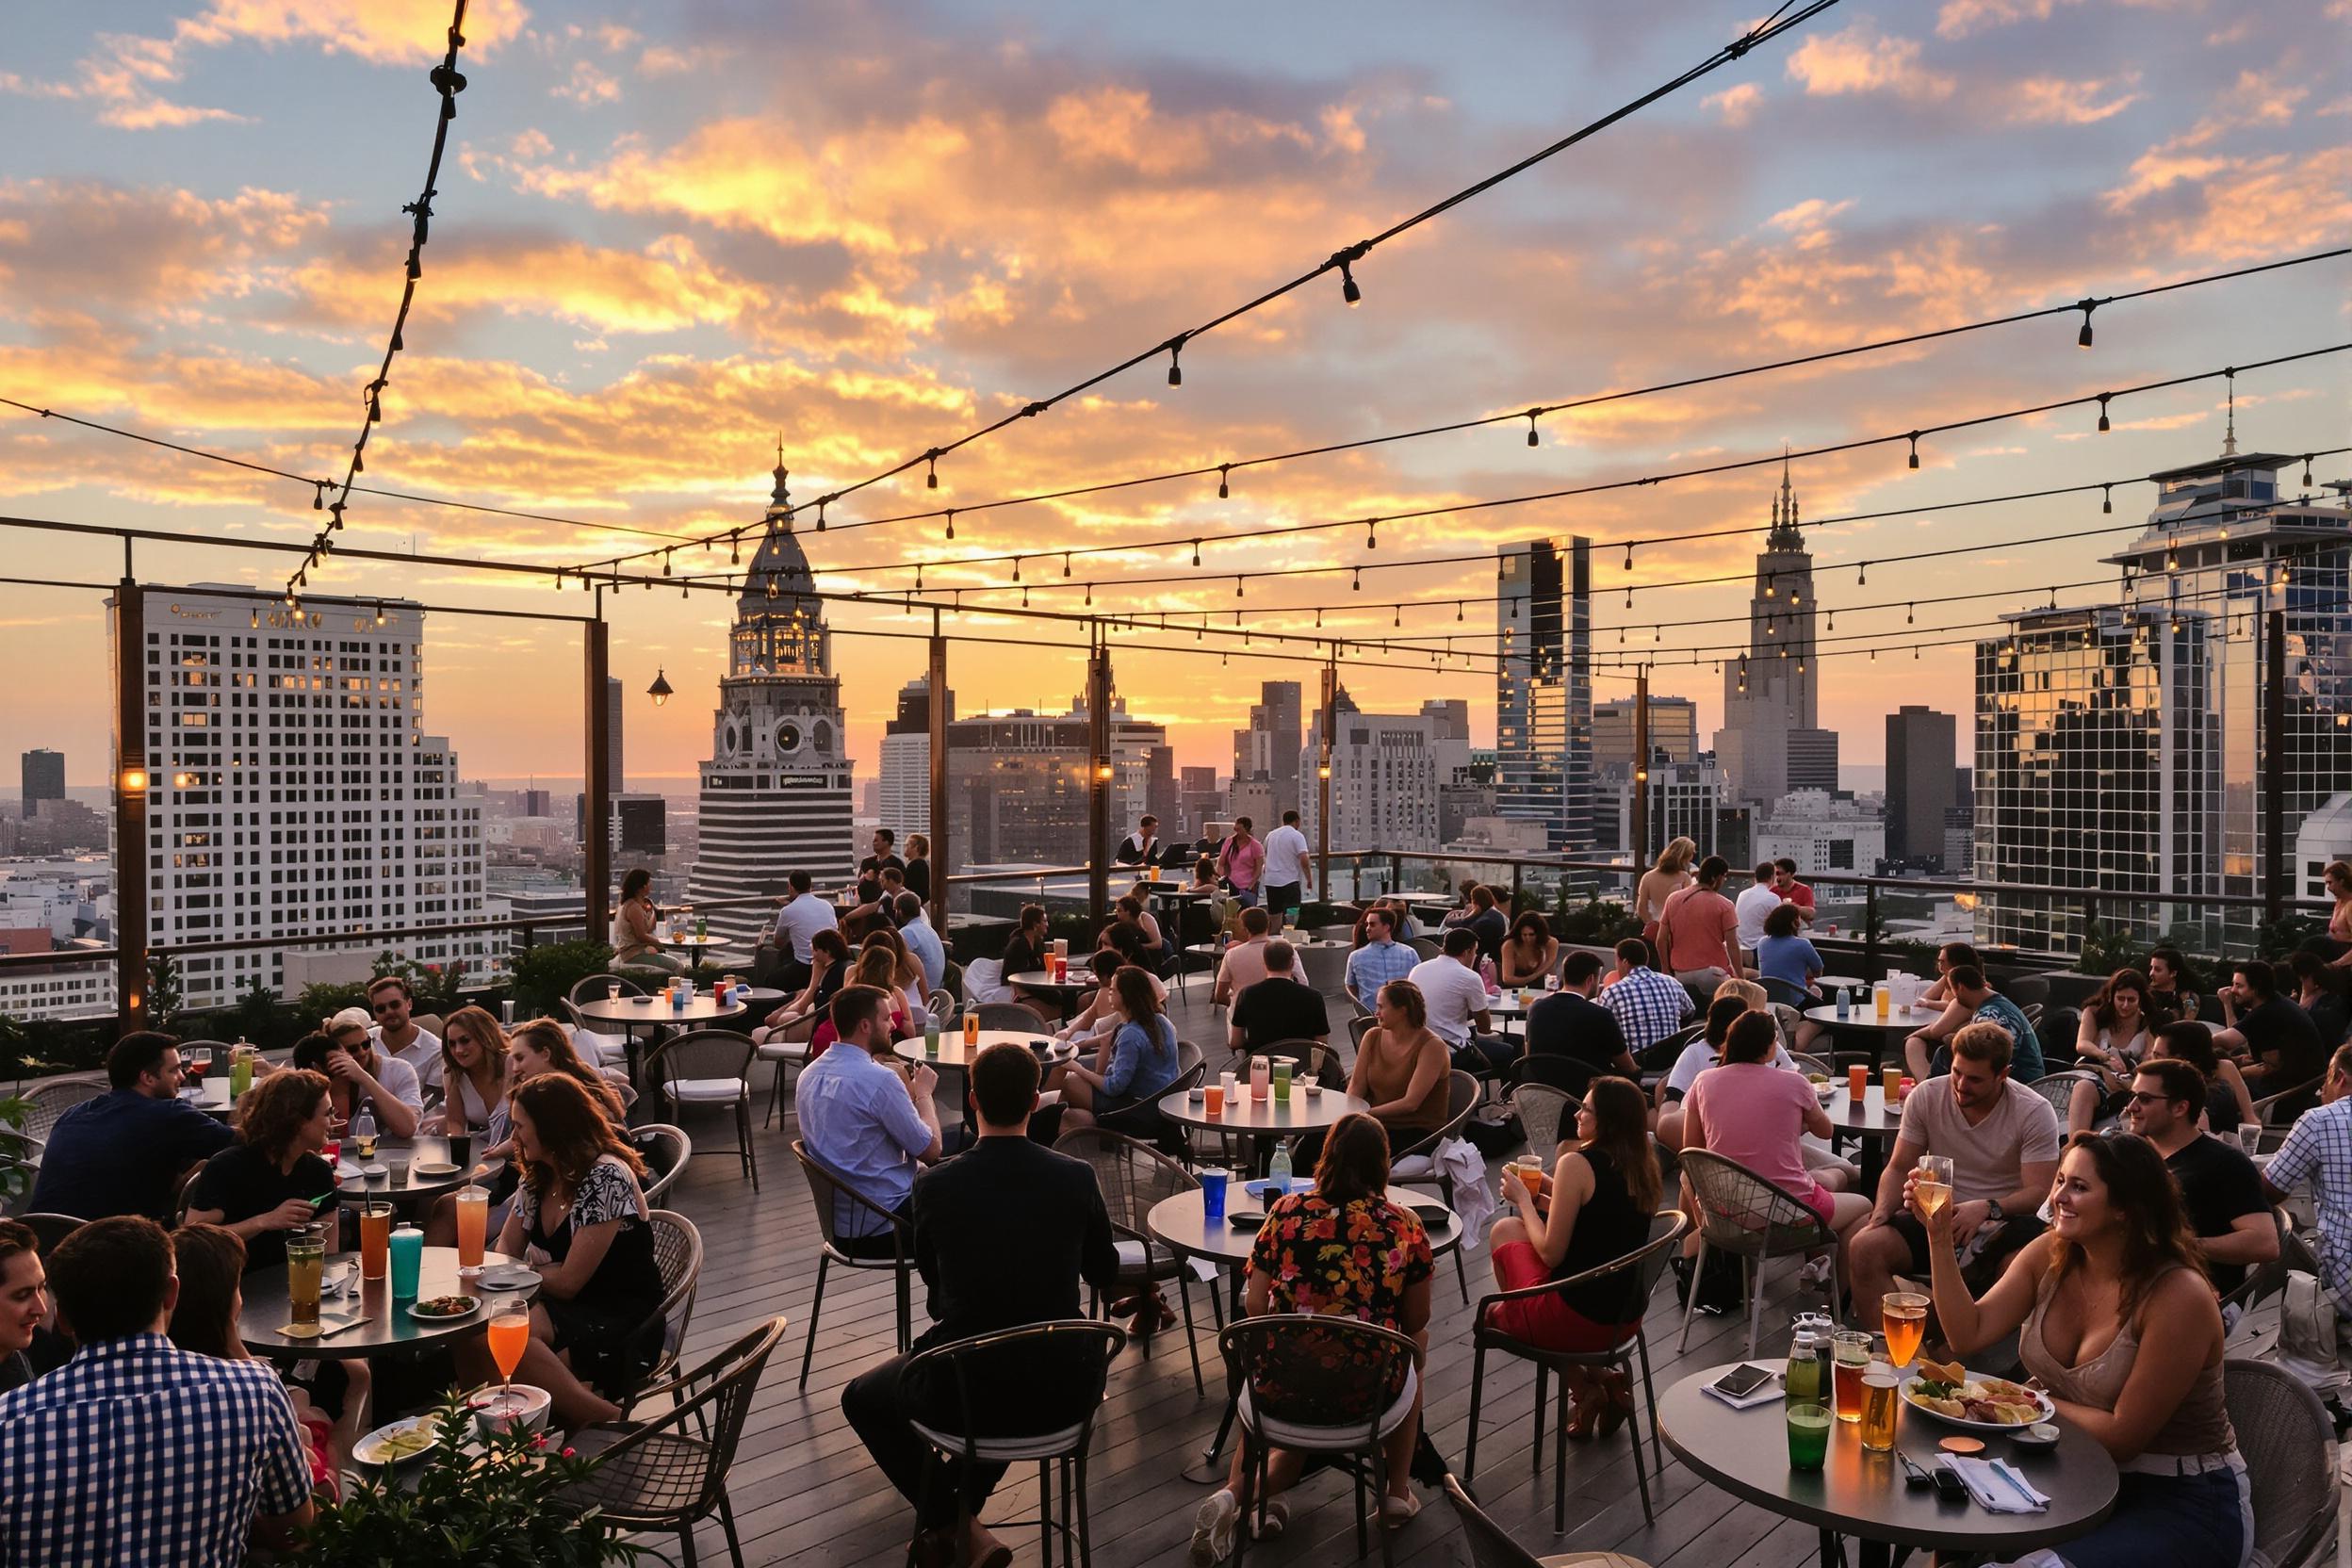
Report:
18,1214,84,1254
618,1208,704,1416
789,1139,914,1390
644,1029,759,1189
1511,1084,1575,1161
558,1315,788,1568
758,1012,819,1129
1348,1015,1378,1055
2224,1357,2337,1568
1053,1127,1207,1392
1096,1038,1205,1150
903,1319,1128,1568
2025,1070,2099,1122
1443,1474,1658,1568
1786,1052,1835,1080
1631,1022,1703,1076
975,1002,1050,1033
923,988,954,1026
21,1077,106,1147
1675,1150,1841,1357
1391,1070,1483,1303
630,1124,692,1206
1464,1213,1688,1530
1219,1315,1421,1567
2254,1074,2326,1126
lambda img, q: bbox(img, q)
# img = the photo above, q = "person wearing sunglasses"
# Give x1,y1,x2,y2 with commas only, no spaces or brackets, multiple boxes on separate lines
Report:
364,974,443,1094
2118,1059,2277,1298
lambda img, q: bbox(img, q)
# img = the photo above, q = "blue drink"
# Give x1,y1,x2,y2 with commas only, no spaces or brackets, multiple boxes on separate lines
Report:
387,1226,424,1299
1200,1168,1229,1222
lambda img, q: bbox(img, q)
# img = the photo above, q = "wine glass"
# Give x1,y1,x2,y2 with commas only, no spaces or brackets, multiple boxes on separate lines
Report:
486,1297,530,1401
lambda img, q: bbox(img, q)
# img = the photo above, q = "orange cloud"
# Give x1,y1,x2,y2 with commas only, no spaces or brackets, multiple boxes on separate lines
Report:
177,0,531,65
2008,76,2140,125
1786,24,1954,100
1703,83,1764,126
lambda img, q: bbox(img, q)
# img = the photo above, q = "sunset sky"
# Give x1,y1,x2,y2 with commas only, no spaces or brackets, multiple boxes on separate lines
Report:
2,0,2344,789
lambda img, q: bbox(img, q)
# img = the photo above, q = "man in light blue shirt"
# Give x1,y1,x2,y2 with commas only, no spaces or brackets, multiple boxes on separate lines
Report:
1345,906,1418,1014
772,869,841,988
894,892,947,992
796,986,941,1255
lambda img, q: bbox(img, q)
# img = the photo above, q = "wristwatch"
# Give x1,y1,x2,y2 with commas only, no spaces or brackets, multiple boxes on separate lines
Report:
1984,1198,2006,1222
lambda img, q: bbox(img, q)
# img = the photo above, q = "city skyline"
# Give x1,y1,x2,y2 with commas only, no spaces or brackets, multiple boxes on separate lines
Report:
1,5,2343,785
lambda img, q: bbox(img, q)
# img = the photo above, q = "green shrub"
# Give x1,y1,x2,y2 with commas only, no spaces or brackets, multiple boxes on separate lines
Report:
510,940,617,1017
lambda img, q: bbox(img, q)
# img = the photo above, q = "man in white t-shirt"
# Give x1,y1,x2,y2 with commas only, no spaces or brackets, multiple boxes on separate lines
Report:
1733,862,1782,972
364,974,445,1094
1408,928,1513,1073
1849,1021,2061,1324
1259,811,1313,934
771,869,842,989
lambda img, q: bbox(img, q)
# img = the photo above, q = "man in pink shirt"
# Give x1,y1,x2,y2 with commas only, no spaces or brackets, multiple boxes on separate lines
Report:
1657,855,1740,992
1217,817,1266,908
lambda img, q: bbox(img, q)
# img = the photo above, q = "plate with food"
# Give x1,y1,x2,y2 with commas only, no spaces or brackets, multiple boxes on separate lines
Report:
353,1413,445,1466
1901,1358,2054,1430
407,1294,481,1323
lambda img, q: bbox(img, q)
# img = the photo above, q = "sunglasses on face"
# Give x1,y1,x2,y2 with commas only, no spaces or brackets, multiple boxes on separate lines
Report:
2123,1090,2178,1107
371,1000,402,1013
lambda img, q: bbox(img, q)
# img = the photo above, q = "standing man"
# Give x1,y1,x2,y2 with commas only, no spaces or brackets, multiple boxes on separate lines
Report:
1116,814,1165,869
2121,1058,2278,1297
1344,906,1417,1015
26,1033,234,1223
365,975,443,1094
856,827,906,905
841,1042,1119,1568
773,869,841,991
1656,856,1740,995
1217,817,1265,910
1259,809,1312,934
1733,863,1782,973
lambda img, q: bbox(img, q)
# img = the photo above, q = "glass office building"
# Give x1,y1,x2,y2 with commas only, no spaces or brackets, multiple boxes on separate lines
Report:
1495,537,1593,853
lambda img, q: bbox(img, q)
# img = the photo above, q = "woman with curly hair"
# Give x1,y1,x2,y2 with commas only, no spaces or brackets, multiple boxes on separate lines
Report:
185,1069,336,1273
507,1017,630,1124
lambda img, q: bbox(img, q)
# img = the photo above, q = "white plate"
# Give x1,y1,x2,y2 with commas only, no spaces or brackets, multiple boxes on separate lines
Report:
1899,1372,2055,1432
411,1162,462,1179
477,1267,542,1292
406,1297,482,1324
353,1413,445,1466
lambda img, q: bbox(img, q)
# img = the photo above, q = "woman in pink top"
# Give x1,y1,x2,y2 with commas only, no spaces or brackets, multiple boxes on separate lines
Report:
1217,817,1266,906
1685,1012,1870,1247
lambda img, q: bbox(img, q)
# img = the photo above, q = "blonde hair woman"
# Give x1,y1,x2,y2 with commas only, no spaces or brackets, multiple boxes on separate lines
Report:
436,1004,511,1138
1634,838,1698,950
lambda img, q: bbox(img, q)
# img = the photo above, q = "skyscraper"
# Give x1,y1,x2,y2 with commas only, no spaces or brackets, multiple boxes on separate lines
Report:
1715,459,1838,804
1592,696,1699,776
20,749,64,811
1495,537,1593,852
688,462,855,948
945,695,1165,864
1301,687,1460,854
1885,705,1958,864
1231,681,1302,809
878,674,948,838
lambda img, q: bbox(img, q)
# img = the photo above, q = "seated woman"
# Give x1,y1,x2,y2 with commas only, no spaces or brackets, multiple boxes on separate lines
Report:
1190,1114,1434,1560
1914,940,1984,1010
509,1017,631,1124
1179,856,1219,899
0,1220,47,1397
2287,951,2351,1050
185,1069,337,1273
1059,966,1182,1133
2069,969,2159,1133
1485,1075,1660,1436
1499,912,1560,989
463,1073,664,1429
611,867,685,974
168,1223,368,1498
753,928,848,1045
1685,1010,1871,1287
860,926,930,1031
437,1004,512,1142
1344,980,1452,1153
1117,890,1166,956
809,948,912,1053
1754,904,1826,1047
2147,946,2202,1022
1911,1131,2246,1568
2073,1020,2255,1137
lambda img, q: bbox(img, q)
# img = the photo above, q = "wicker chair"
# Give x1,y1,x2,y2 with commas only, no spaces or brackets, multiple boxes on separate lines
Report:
789,1139,914,1390
1786,1052,1835,1080
1443,1474,1657,1568
2225,1357,2337,1568
558,1316,788,1568
1390,1070,1483,1304
20,1076,106,1148
644,1029,759,1189
974,1002,1050,1034
1510,1084,1575,1161
758,1012,819,1129
903,1319,1128,1568
1675,1150,1842,1357
2025,1070,2099,1122
2253,1074,2325,1126
1053,1127,1207,1392
1218,1315,1421,1568
630,1124,692,1206
617,1209,705,1416
1464,1213,1688,1530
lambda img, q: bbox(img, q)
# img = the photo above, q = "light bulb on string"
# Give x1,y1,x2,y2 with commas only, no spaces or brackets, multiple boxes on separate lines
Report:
2077,299,2096,349
1012,557,1021,582
1526,411,1540,448
925,451,939,490
2303,455,2315,487
1906,433,1919,470
1190,540,1201,567
2102,485,2113,515
1235,576,1245,599
1062,553,1071,578
1166,338,1184,386
1858,562,1868,586
944,510,956,542
1907,603,1915,625
1352,568,1362,592
1217,464,1231,499
2097,394,2111,433
815,498,827,531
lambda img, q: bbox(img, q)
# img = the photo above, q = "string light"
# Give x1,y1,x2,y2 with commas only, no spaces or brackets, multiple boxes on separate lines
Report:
2077,299,2097,349
944,509,956,542
1217,464,1231,499
1526,411,1541,448
1166,337,1184,386
2101,484,2113,514
1907,432,1920,470
925,451,939,490
2097,394,2111,433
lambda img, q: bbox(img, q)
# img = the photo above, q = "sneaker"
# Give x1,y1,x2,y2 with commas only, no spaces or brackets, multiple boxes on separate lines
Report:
1189,1490,1239,1567
1381,1490,1422,1528
1799,1256,1834,1291
1251,1499,1289,1540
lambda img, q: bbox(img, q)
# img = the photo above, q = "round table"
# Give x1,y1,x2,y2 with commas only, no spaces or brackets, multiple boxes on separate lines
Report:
335,1135,503,1208
183,1078,237,1120
1816,974,1867,995
1004,971,1094,1019
891,1028,1073,1073
573,992,747,1079
667,933,730,954
1802,1005,1932,1070
239,1246,535,1361
1818,1086,1906,1194
1659,1363,2115,1568
1156,1085,1371,1167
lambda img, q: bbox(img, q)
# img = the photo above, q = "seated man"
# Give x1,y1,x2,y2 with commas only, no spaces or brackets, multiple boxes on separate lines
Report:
0,1216,314,1563
1522,951,1635,1079
1443,884,1510,967
1903,965,2045,1086
319,1008,423,1139
841,1042,1119,1568
27,1032,233,1223
1344,906,1417,1014
364,974,443,1094
1849,1022,2061,1325
1229,939,1332,1065
2262,1044,2352,1315
1408,928,1513,1073
2120,1058,2277,1297
2215,958,2328,1103
772,868,843,992
1596,938,1696,1062
1211,906,1273,1007
894,892,948,993
796,986,943,1255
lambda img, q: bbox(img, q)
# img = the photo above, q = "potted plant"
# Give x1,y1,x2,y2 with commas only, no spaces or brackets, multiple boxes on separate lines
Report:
297,1390,643,1567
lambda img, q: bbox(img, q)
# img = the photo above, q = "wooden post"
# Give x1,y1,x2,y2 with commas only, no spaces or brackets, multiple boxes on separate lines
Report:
1086,627,1112,920
113,577,149,1032
582,608,612,945
928,614,950,931
1317,651,1336,904
1631,665,1651,874
2263,607,2286,927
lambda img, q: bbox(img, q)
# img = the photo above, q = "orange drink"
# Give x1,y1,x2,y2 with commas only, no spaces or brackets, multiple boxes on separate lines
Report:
1832,1331,1871,1423
454,1184,488,1269
1914,1154,1953,1221
286,1228,325,1331
1881,1292,1929,1368
963,1009,980,1048
358,1202,393,1280
1847,1063,1869,1101
1883,1067,1903,1101
1860,1368,1902,1451
487,1303,530,1384
1203,1083,1224,1116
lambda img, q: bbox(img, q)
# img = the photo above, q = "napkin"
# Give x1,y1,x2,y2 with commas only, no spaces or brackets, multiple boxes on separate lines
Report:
1947,1455,2049,1513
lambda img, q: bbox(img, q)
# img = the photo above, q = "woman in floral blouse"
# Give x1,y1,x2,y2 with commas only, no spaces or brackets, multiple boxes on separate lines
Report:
1189,1114,1434,1563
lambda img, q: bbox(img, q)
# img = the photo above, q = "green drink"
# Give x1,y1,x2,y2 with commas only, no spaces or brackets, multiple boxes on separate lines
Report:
924,1020,940,1056
1786,1404,1831,1471
1272,1060,1293,1103
229,1048,253,1100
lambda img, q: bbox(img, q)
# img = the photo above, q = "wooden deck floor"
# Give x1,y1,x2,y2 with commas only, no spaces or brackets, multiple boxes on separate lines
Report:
651,989,1847,1568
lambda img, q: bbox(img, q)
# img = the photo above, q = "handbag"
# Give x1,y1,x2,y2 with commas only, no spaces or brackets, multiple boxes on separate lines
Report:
2280,1269,2339,1366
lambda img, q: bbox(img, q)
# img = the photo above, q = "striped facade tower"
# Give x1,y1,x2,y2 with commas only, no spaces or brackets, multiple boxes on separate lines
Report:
687,460,855,949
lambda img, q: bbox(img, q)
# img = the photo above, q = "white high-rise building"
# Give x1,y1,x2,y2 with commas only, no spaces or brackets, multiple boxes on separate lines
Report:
878,675,943,839
688,463,856,949
1299,690,1464,854
113,584,487,1009
1755,789,1886,877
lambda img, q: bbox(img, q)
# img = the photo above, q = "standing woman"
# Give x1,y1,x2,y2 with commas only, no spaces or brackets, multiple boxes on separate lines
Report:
437,1004,512,1141
467,1073,664,1429
1499,912,1560,988
611,868,684,973
1060,966,1182,1132
902,833,933,904
1912,1132,2247,1567
2306,859,2352,965
1633,838,1697,958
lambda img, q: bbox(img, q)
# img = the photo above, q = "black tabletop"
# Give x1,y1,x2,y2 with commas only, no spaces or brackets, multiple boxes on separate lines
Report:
335,1135,503,1206
1658,1363,2115,1557
239,1246,534,1361
1820,1086,1906,1140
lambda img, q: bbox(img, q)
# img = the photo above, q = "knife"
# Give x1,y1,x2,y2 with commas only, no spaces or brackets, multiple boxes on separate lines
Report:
1986,1459,2045,1511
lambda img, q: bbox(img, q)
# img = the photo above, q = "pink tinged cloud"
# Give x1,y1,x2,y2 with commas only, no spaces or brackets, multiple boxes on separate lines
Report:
1785,24,1955,100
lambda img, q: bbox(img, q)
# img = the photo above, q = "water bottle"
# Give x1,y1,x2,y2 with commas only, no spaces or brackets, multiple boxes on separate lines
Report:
351,1103,378,1162
695,912,708,939
1787,1329,1825,1407
1478,955,1498,992
1834,986,1851,1019
1267,1139,1294,1199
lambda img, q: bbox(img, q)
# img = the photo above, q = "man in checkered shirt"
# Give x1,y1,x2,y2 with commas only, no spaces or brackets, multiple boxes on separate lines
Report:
0,1216,314,1565
2263,1043,2352,1315
1598,937,1695,1058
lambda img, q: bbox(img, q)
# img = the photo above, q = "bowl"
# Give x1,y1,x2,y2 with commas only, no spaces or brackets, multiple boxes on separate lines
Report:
1302,1081,1324,1098
2012,1422,2061,1450
467,1383,553,1441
